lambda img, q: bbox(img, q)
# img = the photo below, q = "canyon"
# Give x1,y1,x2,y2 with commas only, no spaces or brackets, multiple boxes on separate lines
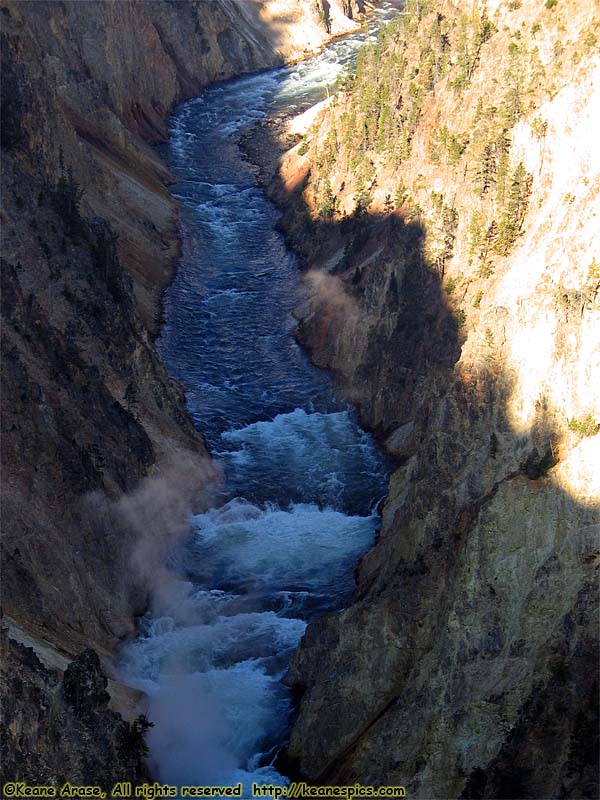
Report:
1,0,598,797
1,0,365,785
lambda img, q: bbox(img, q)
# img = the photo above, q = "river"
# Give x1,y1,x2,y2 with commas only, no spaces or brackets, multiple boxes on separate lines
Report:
120,3,400,789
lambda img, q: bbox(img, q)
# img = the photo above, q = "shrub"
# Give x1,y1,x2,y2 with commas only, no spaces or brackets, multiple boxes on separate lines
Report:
548,655,569,682
545,0,558,8
531,115,548,140
445,277,457,295
123,714,154,758
453,308,467,328
567,414,599,437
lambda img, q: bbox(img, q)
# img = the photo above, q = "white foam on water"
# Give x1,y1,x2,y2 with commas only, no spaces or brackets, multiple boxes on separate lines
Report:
190,497,377,598
120,485,376,784
144,660,292,787
124,606,305,675
194,195,267,242
223,407,368,452
219,408,383,507
120,592,306,789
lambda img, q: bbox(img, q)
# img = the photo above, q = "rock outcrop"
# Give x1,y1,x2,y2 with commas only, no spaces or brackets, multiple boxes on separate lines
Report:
255,1,599,796
0,627,148,786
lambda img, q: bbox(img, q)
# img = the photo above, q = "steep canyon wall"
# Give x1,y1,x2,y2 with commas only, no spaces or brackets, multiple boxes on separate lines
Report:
261,1,599,797
0,0,363,783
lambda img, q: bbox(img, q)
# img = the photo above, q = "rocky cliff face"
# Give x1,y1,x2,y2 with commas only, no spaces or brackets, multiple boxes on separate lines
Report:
259,1,599,796
1,0,364,334
0,627,148,786
0,0,363,783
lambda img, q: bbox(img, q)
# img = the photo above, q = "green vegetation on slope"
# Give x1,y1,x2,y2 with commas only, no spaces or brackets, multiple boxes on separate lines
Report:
303,0,598,292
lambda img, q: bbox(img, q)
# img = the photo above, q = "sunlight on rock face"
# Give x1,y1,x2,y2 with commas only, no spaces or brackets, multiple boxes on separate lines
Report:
557,436,600,505
492,61,600,501
505,314,556,431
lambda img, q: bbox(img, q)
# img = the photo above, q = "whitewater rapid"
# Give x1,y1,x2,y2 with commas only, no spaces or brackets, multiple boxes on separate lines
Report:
119,2,400,790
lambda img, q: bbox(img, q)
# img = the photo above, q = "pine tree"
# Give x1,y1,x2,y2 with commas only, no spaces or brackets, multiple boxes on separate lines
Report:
353,186,373,216
474,143,496,195
502,40,526,125
319,177,338,221
54,155,84,239
468,211,485,259
495,162,532,255
395,180,408,209
478,219,498,274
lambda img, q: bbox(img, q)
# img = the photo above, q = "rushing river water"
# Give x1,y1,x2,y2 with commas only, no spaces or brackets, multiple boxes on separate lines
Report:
120,3,400,789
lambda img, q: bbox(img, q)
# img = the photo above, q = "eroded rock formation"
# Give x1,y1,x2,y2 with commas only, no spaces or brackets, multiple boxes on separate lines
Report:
254,1,599,796
0,628,148,786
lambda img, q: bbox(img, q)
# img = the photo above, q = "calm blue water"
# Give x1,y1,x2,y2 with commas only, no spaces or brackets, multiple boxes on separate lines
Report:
120,3,399,789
